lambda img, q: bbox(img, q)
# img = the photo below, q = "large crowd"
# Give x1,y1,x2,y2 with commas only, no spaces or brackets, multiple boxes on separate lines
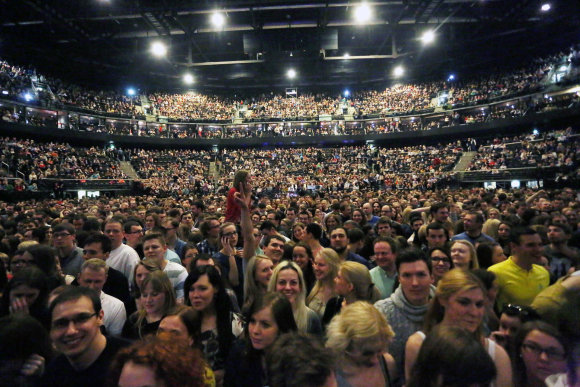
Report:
0,173,578,387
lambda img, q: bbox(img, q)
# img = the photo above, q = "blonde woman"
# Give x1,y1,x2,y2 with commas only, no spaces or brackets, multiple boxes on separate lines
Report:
449,240,479,270
306,248,341,317
268,260,322,335
326,301,397,387
322,261,382,325
242,255,273,312
404,269,512,387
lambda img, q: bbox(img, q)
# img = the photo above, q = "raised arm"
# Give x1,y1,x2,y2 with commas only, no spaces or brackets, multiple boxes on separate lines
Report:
235,183,256,261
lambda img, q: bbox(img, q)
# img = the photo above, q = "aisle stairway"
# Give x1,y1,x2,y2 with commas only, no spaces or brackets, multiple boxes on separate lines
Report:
120,161,139,179
453,151,477,172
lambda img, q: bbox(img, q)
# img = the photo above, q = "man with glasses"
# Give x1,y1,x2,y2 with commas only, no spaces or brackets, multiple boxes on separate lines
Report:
40,286,128,387
52,223,84,277
103,219,140,289
122,220,144,252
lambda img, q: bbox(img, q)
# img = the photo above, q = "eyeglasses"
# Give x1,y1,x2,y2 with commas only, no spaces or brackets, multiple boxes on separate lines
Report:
126,229,143,235
53,232,72,239
52,312,98,331
222,231,238,238
431,257,451,264
521,342,566,361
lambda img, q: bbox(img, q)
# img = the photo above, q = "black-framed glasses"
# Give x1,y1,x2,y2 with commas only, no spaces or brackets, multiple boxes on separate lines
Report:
52,312,98,330
431,257,451,264
53,232,72,239
126,229,144,235
521,342,566,361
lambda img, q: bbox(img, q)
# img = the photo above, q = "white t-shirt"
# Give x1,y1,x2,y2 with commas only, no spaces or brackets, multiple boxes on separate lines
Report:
100,291,127,336
107,244,140,288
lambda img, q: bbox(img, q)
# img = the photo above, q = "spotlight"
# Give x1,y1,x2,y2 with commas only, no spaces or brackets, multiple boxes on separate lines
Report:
24,93,33,101
393,66,404,77
354,3,372,24
344,90,350,97
541,3,551,12
287,69,297,79
447,74,455,81
533,129,539,136
183,74,194,85
211,12,225,28
127,88,136,96
150,41,167,57
344,53,350,58
421,30,435,45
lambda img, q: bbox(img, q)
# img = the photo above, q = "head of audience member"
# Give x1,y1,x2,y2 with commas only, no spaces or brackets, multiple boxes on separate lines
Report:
406,325,496,387
510,227,543,265
48,286,104,366
133,259,162,296
77,259,109,295
424,269,486,340
267,261,307,310
373,236,398,274
181,244,199,272
513,320,569,387
395,248,433,306
428,246,453,285
103,218,125,250
158,305,200,348
291,222,307,243
199,217,220,240
267,211,282,228
381,205,394,220
326,301,395,369
329,227,350,255
138,271,176,331
492,303,540,352
375,217,393,238
267,332,336,387
123,220,144,248
262,235,285,267
292,242,314,274
430,203,450,224
547,222,572,247
161,217,180,243
449,240,479,270
335,261,381,304
425,222,449,249
82,233,112,261
462,212,485,237
144,213,161,232
1,266,49,323
476,242,506,269
107,336,207,387
142,233,167,266
243,292,297,354
185,264,231,315
324,214,342,233
52,223,77,252
19,244,60,280
350,209,367,227
304,223,323,243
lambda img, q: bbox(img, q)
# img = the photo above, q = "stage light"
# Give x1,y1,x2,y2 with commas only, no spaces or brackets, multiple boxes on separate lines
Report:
287,69,297,79
1,90,8,95
354,3,372,24
393,66,404,77
541,3,551,12
127,88,136,96
447,74,455,81
24,93,33,101
533,128,539,136
344,90,350,97
344,53,350,58
211,12,225,28
421,30,435,45
150,41,167,57
183,74,194,85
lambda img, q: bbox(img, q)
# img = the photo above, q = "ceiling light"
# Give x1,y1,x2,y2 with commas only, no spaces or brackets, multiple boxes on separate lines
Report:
541,3,551,12
150,41,167,57
393,66,404,77
421,30,435,45
354,3,372,24
183,74,194,85
344,53,350,58
211,12,225,28
287,69,297,79
127,88,136,96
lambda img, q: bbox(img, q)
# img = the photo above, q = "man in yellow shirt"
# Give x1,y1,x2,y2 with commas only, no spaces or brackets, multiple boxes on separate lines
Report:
488,227,549,309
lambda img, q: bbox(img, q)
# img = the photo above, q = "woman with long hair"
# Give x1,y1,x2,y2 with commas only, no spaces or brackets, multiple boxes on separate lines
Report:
322,261,382,326
428,246,453,285
123,270,177,339
12,245,64,291
512,321,568,387
185,265,240,386
291,222,307,243
131,259,162,310
307,248,341,317
405,269,512,387
268,261,321,335
181,243,199,272
326,301,397,387
407,325,496,387
449,240,479,270
292,242,316,294
224,292,297,387
476,242,507,269
243,255,273,313
497,221,513,256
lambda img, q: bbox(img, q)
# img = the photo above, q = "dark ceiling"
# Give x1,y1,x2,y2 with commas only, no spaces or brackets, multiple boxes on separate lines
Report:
1,0,579,93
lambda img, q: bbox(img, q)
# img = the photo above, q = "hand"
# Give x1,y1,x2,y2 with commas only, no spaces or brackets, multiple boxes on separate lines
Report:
221,236,234,256
490,331,508,348
234,183,252,210
9,297,29,315
21,354,45,376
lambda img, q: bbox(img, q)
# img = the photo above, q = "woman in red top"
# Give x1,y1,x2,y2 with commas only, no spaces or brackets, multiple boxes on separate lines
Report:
225,170,251,224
